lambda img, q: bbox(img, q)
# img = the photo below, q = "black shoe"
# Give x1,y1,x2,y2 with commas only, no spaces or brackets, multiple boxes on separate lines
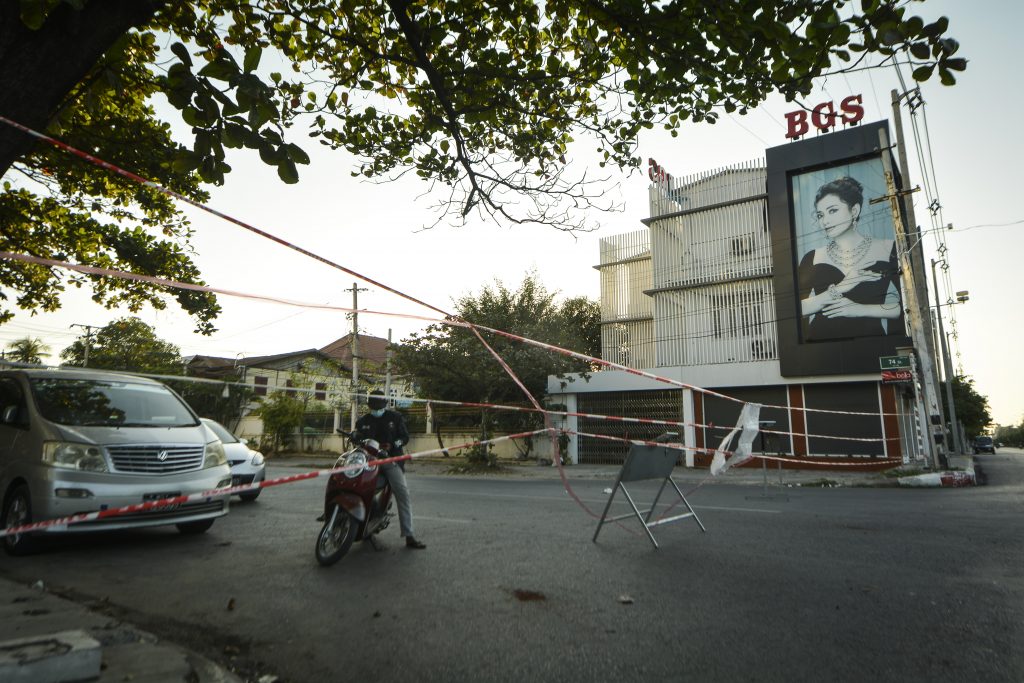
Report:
405,536,426,549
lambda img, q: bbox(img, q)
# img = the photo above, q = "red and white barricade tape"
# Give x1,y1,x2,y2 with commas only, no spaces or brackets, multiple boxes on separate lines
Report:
0,430,548,539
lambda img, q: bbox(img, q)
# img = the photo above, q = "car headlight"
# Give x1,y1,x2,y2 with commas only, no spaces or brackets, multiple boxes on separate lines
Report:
204,440,227,468
249,450,265,467
42,441,108,472
343,451,367,479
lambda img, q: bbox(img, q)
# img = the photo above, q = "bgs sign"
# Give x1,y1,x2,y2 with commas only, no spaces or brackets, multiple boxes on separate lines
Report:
648,157,674,186
784,95,865,140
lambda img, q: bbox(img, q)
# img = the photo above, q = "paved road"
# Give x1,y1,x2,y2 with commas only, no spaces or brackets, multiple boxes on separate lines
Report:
1,452,1022,682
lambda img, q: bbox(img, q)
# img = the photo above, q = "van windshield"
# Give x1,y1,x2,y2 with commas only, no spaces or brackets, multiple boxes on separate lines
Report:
30,378,198,428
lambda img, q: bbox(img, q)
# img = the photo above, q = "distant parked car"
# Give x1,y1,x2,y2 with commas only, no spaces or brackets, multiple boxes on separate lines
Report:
972,436,996,455
0,369,232,555
200,418,265,501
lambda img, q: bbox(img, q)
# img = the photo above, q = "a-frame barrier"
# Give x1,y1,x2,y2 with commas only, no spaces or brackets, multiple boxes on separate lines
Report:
592,443,706,549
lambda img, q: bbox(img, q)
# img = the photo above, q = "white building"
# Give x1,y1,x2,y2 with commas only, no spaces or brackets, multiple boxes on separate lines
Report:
551,125,928,469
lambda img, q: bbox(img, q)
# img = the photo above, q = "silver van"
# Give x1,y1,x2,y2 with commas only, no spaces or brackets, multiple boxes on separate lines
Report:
0,368,232,554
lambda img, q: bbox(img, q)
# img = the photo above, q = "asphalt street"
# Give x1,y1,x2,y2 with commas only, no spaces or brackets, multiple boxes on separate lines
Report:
1,451,1022,682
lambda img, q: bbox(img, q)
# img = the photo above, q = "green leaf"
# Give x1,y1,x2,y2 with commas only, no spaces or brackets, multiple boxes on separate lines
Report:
945,57,967,72
198,59,238,82
170,42,193,67
909,42,930,60
18,0,47,30
285,143,310,165
243,46,262,73
921,17,949,38
440,139,450,153
912,65,935,82
277,159,299,184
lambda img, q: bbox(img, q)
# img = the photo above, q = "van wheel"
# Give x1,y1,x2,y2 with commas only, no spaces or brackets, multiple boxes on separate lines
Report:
3,485,39,556
176,519,215,535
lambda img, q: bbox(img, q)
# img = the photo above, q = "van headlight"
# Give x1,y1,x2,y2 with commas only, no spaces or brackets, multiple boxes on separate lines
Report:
42,442,108,472
204,440,227,468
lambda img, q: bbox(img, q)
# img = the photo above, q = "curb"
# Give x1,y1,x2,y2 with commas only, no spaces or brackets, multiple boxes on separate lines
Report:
897,466,976,488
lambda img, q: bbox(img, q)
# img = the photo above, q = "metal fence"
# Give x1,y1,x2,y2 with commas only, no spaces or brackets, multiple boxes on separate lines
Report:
577,389,683,465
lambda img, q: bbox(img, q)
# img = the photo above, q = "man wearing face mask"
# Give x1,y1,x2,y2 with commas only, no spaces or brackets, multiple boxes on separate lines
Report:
354,390,426,549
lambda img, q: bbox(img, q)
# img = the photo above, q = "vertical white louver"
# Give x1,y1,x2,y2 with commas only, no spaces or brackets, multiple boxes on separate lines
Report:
648,160,778,368
597,230,655,369
653,280,778,366
598,160,779,371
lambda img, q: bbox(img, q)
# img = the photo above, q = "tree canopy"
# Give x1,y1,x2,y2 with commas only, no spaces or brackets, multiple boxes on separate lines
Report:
0,0,965,329
942,375,991,440
61,316,183,373
393,273,600,410
4,336,51,364
59,316,252,424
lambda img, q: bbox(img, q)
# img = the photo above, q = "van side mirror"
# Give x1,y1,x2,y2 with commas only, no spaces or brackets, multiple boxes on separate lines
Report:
2,405,18,424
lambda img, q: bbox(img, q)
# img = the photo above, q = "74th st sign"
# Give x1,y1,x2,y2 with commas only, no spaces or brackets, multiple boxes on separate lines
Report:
880,355,912,370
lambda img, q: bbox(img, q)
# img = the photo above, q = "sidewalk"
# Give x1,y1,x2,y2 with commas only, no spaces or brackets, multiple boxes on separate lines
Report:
273,452,979,489
0,578,244,683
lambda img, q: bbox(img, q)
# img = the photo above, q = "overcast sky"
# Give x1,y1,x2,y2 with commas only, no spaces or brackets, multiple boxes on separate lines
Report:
2,0,1021,426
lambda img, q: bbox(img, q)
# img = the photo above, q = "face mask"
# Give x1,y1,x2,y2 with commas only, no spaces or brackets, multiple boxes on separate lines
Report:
370,409,385,418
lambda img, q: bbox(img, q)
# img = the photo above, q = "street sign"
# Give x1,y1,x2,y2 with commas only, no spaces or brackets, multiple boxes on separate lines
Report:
881,369,913,384
879,355,911,370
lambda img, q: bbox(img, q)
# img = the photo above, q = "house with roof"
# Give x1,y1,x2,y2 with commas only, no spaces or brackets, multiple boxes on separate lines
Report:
185,333,414,451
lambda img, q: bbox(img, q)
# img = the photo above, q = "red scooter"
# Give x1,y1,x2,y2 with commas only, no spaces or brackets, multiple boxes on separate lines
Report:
315,431,394,566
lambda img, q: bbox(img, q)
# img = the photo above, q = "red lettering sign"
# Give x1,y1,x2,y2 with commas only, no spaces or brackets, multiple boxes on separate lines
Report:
881,369,913,384
648,158,673,185
785,95,865,140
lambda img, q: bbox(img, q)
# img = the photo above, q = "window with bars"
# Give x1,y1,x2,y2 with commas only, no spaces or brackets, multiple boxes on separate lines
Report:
254,375,268,397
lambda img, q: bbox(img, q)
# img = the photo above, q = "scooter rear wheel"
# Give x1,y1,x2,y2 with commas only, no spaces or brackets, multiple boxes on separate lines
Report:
315,507,358,566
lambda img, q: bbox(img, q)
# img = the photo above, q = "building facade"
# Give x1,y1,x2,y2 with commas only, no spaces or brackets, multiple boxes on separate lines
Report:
552,123,930,469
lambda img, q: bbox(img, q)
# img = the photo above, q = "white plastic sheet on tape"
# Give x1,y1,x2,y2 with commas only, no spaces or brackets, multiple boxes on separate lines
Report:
710,403,762,476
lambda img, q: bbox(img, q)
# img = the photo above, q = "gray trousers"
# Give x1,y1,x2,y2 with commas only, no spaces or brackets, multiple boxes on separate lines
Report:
381,461,415,537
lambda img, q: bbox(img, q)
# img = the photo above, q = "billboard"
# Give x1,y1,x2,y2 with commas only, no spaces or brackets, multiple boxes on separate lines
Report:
767,121,913,377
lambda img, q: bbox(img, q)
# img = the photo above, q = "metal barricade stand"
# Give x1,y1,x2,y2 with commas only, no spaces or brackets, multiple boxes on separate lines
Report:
745,420,790,502
592,440,706,549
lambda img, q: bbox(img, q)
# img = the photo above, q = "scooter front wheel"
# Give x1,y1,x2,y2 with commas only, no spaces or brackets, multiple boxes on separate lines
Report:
315,507,358,566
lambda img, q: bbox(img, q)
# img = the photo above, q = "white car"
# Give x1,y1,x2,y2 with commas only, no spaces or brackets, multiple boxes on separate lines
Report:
200,418,265,502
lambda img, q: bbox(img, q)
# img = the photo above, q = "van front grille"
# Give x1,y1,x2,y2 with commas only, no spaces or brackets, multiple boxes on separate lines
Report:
107,444,205,473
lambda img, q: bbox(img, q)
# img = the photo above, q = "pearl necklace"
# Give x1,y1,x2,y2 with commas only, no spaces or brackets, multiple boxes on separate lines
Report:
826,234,872,268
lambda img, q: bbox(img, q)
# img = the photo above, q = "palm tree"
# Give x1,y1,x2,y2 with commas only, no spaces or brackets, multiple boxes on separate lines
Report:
5,337,50,365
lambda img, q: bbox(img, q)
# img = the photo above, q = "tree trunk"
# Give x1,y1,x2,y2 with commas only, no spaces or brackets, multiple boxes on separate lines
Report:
0,0,164,177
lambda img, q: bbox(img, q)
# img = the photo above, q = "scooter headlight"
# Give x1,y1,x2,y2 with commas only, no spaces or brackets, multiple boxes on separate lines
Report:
342,451,367,479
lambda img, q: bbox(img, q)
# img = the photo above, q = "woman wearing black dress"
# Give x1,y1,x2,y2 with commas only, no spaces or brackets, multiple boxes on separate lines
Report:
797,176,905,341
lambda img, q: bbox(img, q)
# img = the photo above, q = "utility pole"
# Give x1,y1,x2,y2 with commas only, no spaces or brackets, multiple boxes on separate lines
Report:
891,89,944,426
930,258,964,456
70,324,97,367
384,328,393,405
872,129,944,470
345,282,368,430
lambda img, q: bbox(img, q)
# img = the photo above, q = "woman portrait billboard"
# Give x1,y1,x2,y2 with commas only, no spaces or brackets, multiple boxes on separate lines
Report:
791,158,905,343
